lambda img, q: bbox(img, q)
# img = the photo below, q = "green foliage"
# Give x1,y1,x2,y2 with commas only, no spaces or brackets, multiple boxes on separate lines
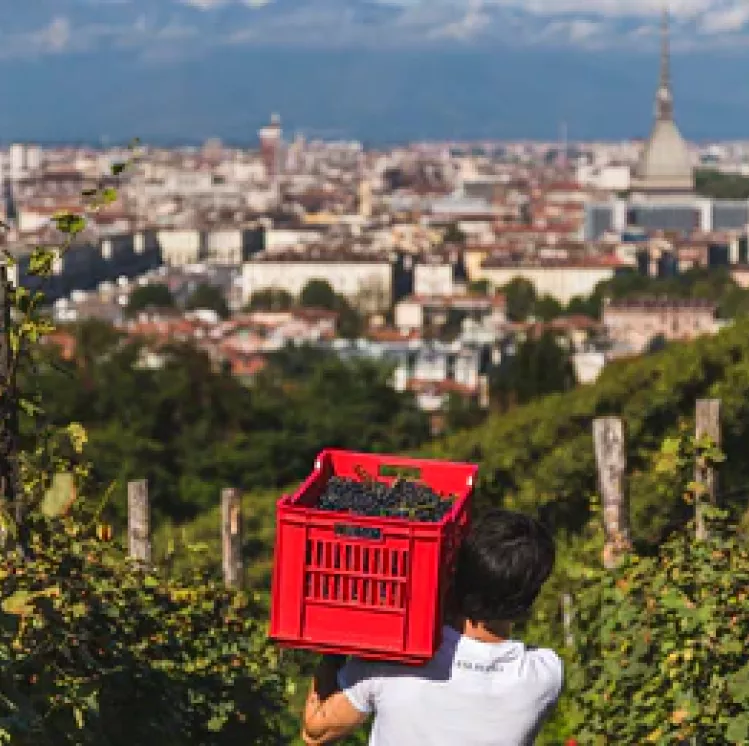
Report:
246,288,294,312
185,282,230,319
499,278,588,322
467,279,491,296
566,295,601,320
126,283,175,316
501,277,537,321
442,223,467,245
444,393,486,433
298,279,364,338
1,148,291,745
695,168,749,199
27,332,430,524
532,295,564,322
567,435,748,744
430,319,749,543
0,516,287,745
491,331,575,408
299,279,337,311
594,267,749,320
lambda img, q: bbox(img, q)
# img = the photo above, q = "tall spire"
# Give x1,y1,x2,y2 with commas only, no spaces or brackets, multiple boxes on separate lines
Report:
656,5,673,121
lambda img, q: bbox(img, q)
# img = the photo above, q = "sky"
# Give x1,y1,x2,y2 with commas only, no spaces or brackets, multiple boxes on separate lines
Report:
1,0,749,144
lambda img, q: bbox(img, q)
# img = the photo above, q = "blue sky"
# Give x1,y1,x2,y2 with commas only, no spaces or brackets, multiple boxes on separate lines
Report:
1,0,749,143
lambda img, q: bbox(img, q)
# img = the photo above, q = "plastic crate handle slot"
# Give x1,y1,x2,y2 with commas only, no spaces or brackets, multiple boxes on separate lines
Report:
334,524,383,541
378,463,422,480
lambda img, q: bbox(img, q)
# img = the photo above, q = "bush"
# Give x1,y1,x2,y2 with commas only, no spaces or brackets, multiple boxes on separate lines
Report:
126,284,175,316
0,516,288,745
569,511,749,744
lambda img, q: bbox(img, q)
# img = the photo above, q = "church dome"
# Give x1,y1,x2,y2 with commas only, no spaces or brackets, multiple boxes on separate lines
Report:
632,119,694,193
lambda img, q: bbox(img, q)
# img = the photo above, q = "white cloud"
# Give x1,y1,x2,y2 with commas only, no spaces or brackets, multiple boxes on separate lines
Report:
699,5,749,33
427,0,490,39
0,0,747,58
179,0,273,8
34,17,73,52
179,0,227,8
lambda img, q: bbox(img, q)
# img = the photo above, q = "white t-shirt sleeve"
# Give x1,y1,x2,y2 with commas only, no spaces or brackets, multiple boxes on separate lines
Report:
337,657,381,715
535,649,564,709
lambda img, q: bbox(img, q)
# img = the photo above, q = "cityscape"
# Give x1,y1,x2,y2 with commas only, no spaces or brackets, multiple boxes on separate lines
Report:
2,5,749,745
2,10,748,432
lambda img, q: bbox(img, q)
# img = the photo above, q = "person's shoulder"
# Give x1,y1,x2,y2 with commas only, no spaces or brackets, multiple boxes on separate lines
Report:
521,645,564,693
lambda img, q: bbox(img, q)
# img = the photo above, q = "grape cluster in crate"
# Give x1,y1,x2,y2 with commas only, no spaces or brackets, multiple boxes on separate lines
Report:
317,465,457,531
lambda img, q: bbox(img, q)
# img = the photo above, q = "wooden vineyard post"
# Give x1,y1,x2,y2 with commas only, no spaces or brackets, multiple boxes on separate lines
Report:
222,487,243,589
561,592,574,649
128,479,151,564
695,399,721,541
593,417,631,569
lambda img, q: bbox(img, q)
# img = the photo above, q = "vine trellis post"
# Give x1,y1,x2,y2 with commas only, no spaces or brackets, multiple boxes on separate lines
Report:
126,480,244,587
221,487,243,590
562,402,724,650
695,398,721,541
593,416,631,570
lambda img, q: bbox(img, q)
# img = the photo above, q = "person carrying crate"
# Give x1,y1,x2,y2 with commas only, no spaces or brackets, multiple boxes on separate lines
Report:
301,508,563,745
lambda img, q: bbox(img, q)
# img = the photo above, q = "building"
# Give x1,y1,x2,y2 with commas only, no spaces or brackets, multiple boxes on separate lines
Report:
478,257,620,304
394,295,507,335
602,297,720,354
413,257,454,297
584,10,749,241
7,230,161,303
242,249,394,312
629,10,694,198
258,113,283,180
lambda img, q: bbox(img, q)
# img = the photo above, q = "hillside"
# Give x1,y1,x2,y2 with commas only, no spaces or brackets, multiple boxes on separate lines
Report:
427,319,749,547
161,319,749,585
122,321,749,745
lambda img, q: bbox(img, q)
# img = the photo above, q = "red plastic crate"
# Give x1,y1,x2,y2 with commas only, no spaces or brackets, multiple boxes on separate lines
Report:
269,449,478,664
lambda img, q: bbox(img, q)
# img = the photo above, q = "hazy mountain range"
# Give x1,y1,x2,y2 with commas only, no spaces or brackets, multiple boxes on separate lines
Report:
1,0,749,145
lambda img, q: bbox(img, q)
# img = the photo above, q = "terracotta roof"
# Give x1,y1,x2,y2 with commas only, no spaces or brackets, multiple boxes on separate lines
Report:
367,328,421,343
407,379,478,397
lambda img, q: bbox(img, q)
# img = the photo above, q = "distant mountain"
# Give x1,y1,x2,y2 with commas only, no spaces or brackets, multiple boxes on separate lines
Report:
1,46,749,145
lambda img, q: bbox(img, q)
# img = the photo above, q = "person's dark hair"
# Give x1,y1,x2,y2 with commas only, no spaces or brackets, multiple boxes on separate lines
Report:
452,509,555,622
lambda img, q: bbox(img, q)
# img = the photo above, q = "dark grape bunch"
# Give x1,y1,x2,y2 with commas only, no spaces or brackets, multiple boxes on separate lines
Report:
318,474,455,523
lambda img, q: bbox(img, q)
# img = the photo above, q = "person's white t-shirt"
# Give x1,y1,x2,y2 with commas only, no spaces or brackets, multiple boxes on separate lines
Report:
337,626,563,746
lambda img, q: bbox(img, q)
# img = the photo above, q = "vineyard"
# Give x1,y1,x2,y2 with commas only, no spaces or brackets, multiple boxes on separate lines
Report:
1,165,748,743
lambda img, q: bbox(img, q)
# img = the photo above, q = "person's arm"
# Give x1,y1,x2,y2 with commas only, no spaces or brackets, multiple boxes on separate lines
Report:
301,655,369,745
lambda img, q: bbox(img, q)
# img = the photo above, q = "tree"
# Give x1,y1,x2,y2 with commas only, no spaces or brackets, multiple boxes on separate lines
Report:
492,331,575,407
534,295,564,322
696,168,749,199
444,393,485,432
566,295,601,319
246,288,294,312
185,282,230,319
298,279,363,338
501,277,537,322
468,279,491,296
127,283,175,316
645,333,668,354
442,223,466,245
336,303,364,339
299,279,337,311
